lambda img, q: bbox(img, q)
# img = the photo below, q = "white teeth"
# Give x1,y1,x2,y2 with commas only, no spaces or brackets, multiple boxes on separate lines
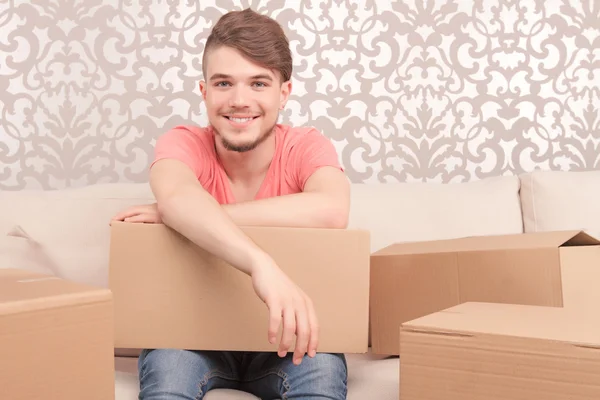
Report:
230,117,253,123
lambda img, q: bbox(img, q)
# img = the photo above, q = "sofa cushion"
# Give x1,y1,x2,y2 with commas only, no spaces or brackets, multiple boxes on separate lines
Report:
347,176,524,252
520,170,600,236
0,183,155,287
0,230,55,276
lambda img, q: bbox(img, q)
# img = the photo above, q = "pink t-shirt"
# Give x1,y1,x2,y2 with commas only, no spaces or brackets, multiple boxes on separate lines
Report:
151,124,343,205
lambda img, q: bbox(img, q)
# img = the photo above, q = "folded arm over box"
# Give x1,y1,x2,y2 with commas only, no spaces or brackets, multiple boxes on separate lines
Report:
150,158,262,275
113,168,349,229
148,158,319,365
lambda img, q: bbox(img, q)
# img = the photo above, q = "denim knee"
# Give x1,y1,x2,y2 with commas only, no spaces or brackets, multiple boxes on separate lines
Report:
283,353,348,399
138,349,203,399
138,349,239,400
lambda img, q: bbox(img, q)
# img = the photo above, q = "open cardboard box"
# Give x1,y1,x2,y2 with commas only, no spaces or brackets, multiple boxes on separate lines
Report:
370,230,600,354
399,302,600,399
109,222,371,353
0,269,114,400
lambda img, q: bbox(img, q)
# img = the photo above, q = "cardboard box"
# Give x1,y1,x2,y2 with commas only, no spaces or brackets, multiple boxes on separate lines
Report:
0,268,114,400
109,222,370,353
370,230,600,354
399,302,600,400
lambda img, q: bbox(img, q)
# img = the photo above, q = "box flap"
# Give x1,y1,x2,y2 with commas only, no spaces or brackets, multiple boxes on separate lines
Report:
402,302,600,348
562,230,600,246
373,230,599,256
0,269,112,316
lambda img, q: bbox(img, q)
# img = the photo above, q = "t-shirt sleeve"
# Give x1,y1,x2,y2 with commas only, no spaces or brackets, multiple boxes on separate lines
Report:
150,126,211,185
289,128,344,191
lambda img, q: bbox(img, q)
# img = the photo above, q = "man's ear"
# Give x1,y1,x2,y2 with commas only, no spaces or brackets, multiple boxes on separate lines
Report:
280,80,292,109
199,80,207,99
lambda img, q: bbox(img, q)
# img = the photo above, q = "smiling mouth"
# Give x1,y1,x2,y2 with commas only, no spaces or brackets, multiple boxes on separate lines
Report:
224,116,259,123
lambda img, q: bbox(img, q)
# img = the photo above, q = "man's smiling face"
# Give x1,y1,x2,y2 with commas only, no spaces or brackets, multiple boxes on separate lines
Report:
200,46,291,153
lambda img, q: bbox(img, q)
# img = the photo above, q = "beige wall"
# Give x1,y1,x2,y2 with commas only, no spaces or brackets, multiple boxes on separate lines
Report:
0,1,598,189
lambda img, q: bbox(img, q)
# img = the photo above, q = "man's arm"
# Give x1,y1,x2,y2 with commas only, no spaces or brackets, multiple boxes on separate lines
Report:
150,159,267,275
223,166,351,229
113,167,351,229
149,158,321,364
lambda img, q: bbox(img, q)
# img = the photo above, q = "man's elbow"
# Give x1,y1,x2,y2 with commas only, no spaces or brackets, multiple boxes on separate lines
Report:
327,213,349,229
155,198,172,220
154,188,189,225
320,205,349,229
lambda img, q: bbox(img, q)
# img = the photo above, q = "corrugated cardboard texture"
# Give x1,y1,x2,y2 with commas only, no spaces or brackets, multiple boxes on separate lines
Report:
400,302,600,400
370,230,600,355
0,269,114,400
109,222,370,353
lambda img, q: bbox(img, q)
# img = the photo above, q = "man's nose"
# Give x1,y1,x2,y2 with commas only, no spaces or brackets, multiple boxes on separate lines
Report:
229,85,249,108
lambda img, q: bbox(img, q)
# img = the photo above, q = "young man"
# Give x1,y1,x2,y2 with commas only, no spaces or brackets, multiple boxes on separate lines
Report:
112,8,351,400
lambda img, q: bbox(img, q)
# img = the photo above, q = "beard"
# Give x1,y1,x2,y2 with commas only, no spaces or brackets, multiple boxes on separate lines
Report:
217,123,276,153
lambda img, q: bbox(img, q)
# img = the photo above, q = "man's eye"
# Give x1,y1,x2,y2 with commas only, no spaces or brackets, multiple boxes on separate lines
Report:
215,81,230,87
254,82,267,87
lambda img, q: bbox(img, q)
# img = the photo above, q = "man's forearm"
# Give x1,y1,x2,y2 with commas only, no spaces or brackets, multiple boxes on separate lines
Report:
223,192,349,229
157,183,271,276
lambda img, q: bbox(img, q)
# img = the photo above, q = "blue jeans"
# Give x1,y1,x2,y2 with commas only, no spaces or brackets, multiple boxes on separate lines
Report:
137,349,348,399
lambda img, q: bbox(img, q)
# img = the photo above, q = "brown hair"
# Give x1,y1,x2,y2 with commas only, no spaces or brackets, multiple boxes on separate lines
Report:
202,8,292,83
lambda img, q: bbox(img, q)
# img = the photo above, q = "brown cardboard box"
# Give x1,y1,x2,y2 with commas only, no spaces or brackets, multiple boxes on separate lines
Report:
399,302,600,400
0,268,114,400
370,230,600,354
109,221,370,353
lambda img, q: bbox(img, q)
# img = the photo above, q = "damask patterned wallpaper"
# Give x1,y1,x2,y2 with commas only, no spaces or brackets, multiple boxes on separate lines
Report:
0,0,598,189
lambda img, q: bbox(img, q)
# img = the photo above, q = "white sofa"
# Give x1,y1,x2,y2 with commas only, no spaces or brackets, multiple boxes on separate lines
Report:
2,169,599,399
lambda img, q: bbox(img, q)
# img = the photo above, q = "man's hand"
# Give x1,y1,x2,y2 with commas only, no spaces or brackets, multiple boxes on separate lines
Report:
111,204,161,224
250,255,319,365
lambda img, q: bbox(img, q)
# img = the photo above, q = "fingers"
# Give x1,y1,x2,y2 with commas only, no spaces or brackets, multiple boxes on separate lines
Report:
111,210,135,222
279,306,296,358
111,206,144,222
110,211,136,226
292,298,310,365
111,204,158,223
306,296,319,358
110,205,161,225
268,305,282,346
258,270,317,365
124,214,156,223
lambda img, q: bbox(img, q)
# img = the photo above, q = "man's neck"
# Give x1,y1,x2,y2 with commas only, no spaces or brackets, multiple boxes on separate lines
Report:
215,133,276,184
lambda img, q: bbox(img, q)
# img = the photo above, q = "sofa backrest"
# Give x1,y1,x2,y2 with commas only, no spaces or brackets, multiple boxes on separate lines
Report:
3,170,600,291
519,170,600,237
0,176,525,288
347,176,524,251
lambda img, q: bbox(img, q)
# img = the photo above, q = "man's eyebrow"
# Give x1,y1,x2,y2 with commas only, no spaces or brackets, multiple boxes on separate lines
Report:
209,73,232,81
250,74,273,81
209,73,273,81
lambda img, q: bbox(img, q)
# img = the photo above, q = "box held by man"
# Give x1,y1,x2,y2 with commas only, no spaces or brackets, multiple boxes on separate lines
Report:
109,221,370,353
